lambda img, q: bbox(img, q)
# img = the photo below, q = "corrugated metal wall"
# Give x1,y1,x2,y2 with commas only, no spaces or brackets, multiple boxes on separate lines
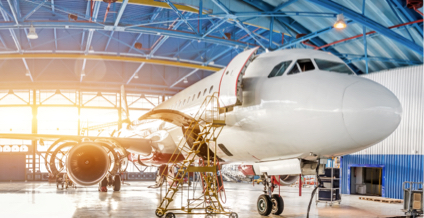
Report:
341,65,424,199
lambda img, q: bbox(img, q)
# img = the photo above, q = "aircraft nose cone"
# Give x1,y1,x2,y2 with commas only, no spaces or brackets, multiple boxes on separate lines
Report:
343,80,402,147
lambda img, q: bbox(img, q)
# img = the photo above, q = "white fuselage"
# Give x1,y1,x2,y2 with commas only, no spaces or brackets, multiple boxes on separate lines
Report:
128,49,402,165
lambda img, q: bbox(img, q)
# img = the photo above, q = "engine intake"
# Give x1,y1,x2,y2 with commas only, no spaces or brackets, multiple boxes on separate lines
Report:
66,142,110,186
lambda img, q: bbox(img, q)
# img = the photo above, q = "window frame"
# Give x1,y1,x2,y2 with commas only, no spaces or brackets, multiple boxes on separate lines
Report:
268,60,293,78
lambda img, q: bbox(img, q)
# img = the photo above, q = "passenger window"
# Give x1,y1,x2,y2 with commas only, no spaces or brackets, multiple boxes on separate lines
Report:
187,96,191,102
203,89,207,96
183,99,186,105
192,94,195,101
197,92,201,98
268,61,292,78
297,59,315,72
209,86,213,94
287,64,300,75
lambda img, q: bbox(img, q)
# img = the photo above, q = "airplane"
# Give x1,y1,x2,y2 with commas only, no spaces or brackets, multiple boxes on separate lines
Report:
0,47,402,216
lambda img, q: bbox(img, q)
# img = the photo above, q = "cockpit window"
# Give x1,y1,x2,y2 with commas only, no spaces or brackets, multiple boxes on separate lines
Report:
268,61,292,78
286,59,314,75
315,59,354,75
297,59,315,72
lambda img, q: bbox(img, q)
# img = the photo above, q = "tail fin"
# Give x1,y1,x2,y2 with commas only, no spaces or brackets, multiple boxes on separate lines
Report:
121,85,130,123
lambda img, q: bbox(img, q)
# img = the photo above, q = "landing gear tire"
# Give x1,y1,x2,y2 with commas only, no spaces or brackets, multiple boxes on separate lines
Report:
155,209,164,217
205,206,214,214
113,175,121,191
229,212,238,218
164,212,175,218
257,194,272,216
271,194,284,215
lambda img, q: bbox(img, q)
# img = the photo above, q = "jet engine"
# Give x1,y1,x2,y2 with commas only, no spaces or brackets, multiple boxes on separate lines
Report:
66,142,110,186
276,175,298,186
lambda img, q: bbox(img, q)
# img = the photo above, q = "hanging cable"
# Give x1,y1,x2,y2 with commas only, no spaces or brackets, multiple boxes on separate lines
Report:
307,159,322,218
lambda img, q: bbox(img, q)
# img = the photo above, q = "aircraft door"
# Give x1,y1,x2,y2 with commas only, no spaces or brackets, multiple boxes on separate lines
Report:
218,47,259,107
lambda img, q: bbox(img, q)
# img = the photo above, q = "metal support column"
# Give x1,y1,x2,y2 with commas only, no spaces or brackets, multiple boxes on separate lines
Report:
77,90,81,136
31,89,37,179
299,174,302,196
362,0,368,74
118,92,122,130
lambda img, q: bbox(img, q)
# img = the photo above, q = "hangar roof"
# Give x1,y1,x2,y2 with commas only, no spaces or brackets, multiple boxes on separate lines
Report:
0,0,421,95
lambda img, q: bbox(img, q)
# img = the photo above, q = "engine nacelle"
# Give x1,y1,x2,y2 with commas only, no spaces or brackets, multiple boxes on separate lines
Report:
66,142,110,186
276,175,299,186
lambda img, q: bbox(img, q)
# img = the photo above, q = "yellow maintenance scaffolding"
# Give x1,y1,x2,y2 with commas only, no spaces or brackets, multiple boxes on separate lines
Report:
155,93,238,218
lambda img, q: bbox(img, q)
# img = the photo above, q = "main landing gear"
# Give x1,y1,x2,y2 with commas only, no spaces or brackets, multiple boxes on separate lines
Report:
255,174,284,216
98,174,121,192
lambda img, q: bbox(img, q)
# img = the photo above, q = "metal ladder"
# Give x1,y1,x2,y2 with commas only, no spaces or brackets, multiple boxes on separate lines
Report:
155,93,237,218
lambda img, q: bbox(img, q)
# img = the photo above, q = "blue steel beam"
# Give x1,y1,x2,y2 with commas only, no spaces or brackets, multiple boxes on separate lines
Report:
164,0,198,34
307,0,423,55
96,31,146,55
173,40,193,58
389,0,423,36
149,19,185,57
277,20,353,50
204,47,233,66
13,0,21,20
211,0,266,49
0,3,13,20
104,0,129,51
386,0,415,42
54,28,57,50
150,8,163,22
22,0,47,20
242,0,361,73
273,0,298,12
202,18,227,38
362,0,368,74
114,0,128,27
170,68,199,88
127,62,145,84
51,0,54,12
84,2,100,54
7,0,19,25
346,55,422,65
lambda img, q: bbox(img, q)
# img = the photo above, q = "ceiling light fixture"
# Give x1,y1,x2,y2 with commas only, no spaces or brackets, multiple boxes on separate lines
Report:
25,70,30,76
183,77,188,83
134,73,139,79
27,24,38,39
81,70,86,77
334,14,347,29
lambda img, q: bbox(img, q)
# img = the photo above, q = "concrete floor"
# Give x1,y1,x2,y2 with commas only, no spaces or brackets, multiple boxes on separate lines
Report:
0,181,406,218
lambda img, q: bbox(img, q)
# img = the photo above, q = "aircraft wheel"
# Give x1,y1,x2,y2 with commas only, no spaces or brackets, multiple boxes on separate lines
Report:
229,212,238,218
271,194,284,215
165,212,175,218
155,209,164,217
257,194,272,216
113,175,121,191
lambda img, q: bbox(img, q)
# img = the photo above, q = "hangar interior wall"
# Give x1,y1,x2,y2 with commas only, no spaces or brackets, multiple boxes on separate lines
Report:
341,65,424,199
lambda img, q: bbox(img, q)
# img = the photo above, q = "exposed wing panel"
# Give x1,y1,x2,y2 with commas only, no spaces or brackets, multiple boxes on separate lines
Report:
219,47,259,107
137,109,195,127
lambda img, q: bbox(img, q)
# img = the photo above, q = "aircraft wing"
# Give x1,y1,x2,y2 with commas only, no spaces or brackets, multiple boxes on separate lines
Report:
0,133,153,155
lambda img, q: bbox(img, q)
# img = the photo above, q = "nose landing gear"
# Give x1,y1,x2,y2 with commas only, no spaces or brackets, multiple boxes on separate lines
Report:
255,174,284,216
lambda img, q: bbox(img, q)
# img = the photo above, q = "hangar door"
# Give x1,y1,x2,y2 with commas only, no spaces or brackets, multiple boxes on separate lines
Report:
0,154,26,181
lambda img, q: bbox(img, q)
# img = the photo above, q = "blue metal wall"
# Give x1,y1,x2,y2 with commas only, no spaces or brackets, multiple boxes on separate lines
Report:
341,154,423,199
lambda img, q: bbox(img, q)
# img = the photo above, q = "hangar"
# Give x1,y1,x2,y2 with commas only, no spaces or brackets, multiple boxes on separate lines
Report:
0,0,422,217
